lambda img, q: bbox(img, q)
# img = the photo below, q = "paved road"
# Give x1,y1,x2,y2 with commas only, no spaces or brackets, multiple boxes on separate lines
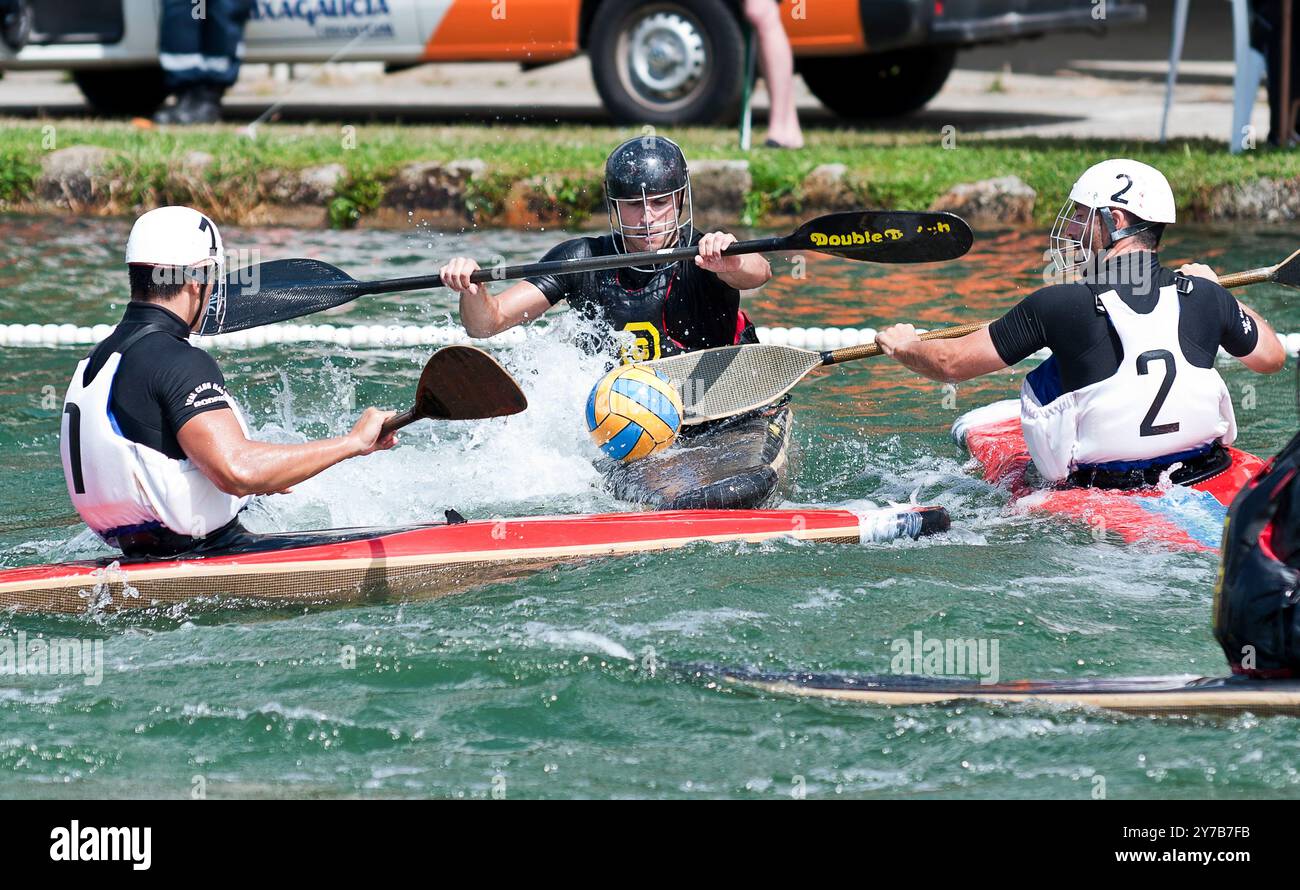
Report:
0,59,1266,146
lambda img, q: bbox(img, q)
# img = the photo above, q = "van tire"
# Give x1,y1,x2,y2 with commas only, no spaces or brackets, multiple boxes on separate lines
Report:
800,47,956,119
589,0,743,124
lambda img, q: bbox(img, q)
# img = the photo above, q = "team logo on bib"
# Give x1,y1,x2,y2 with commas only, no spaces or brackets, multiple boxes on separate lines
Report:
620,322,661,363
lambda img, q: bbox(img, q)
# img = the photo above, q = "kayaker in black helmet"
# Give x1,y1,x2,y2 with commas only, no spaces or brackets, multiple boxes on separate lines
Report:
875,158,1287,489
441,135,772,362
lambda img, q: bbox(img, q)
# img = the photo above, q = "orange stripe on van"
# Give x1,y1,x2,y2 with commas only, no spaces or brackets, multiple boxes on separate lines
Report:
423,0,580,62
785,1,867,55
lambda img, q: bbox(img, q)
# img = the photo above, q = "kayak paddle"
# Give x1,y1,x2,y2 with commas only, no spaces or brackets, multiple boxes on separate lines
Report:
380,345,527,435
642,323,988,425
1219,248,1300,290
642,249,1299,425
212,211,975,334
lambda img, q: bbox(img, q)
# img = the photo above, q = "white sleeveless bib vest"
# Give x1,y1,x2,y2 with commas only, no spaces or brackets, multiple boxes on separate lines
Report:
60,337,251,545
1020,284,1236,482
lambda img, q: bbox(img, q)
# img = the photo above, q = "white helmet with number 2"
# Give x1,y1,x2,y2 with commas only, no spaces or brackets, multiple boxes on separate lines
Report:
1050,159,1176,275
125,205,227,334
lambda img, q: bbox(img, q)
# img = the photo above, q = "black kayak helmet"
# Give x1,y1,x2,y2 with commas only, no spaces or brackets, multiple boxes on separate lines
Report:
604,135,693,270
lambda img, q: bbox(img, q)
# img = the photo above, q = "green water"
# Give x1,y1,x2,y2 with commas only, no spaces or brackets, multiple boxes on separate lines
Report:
1,217,1298,799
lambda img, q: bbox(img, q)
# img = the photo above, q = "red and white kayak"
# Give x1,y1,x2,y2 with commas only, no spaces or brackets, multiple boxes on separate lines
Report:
952,400,1263,551
0,505,950,615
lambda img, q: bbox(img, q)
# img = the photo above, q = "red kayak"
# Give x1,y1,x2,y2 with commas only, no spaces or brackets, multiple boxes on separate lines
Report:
0,505,950,615
952,400,1263,551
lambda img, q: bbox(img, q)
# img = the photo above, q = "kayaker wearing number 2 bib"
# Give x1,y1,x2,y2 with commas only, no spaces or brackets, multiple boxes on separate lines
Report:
876,159,1287,489
59,206,398,558
440,136,772,362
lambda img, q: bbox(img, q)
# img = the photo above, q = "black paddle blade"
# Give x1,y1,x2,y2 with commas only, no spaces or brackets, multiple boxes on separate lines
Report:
415,346,528,421
1276,249,1300,288
787,211,973,263
214,258,362,334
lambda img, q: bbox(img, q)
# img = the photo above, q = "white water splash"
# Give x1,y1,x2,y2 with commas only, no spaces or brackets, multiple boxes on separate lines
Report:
244,314,622,531
523,625,635,661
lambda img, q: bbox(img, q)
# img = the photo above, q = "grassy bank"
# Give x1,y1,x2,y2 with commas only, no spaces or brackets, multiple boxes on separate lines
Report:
2,119,1297,227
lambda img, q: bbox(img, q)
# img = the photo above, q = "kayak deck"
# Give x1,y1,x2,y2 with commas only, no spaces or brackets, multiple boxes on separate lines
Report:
694,665,1300,716
952,399,1264,550
599,404,792,510
0,505,949,615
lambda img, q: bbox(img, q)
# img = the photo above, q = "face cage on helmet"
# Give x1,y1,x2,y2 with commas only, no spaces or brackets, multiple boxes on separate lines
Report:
1049,199,1098,280
607,182,693,273
193,256,227,336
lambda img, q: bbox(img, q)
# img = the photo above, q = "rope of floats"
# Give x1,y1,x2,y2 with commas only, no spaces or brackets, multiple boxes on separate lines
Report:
2,322,1300,357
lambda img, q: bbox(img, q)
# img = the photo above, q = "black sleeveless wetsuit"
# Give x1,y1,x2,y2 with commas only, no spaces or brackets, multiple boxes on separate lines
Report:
525,227,757,361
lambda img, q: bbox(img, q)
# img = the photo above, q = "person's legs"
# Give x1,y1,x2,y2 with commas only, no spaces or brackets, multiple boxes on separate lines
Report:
157,0,205,115
201,0,254,94
156,0,252,123
743,0,803,148
188,0,254,121
1289,0,1300,143
1254,0,1300,145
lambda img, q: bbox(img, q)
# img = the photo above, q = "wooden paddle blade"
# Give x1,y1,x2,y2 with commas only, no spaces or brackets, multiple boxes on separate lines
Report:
216,258,363,333
640,344,821,425
788,211,974,263
415,345,528,421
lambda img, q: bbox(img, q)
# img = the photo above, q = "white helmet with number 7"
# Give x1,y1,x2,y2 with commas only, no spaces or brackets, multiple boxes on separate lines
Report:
125,205,227,334
1050,159,1176,275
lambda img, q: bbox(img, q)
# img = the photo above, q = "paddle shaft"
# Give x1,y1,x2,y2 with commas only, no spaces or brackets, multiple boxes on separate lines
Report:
351,236,793,297
1221,266,1279,288
360,245,1292,300
411,246,1293,302
380,408,419,437
1196,248,1300,290
823,256,1293,366
819,322,989,366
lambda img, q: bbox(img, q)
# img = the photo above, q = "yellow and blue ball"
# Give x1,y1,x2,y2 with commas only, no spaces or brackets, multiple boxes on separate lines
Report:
586,364,683,462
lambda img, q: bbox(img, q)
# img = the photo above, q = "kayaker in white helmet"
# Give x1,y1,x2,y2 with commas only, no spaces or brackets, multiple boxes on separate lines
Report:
59,206,398,558
875,158,1286,489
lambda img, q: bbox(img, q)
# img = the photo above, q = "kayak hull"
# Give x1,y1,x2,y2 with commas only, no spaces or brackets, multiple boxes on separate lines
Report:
695,665,1300,716
0,505,949,615
953,399,1265,550
599,404,792,510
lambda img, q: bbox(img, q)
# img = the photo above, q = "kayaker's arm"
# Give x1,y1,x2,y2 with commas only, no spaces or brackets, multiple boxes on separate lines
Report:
1232,302,1286,374
875,325,1007,384
695,231,771,290
177,407,397,498
442,257,553,338
1180,264,1287,374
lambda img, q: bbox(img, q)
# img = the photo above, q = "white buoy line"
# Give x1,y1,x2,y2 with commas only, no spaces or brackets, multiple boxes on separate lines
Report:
1,321,1298,357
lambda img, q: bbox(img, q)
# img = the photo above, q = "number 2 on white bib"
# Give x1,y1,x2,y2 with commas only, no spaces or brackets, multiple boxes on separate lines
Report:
1136,349,1180,437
